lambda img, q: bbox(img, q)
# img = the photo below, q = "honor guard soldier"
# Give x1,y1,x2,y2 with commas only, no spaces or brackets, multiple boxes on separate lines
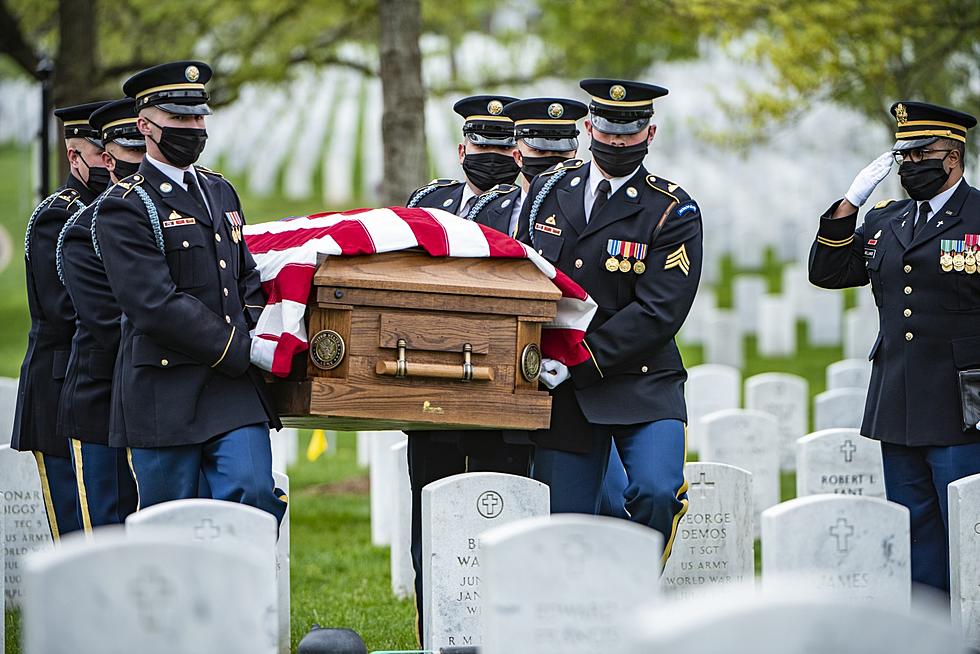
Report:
12,100,111,540
516,79,703,562
406,95,522,234
808,101,979,592
56,98,145,529
93,61,285,524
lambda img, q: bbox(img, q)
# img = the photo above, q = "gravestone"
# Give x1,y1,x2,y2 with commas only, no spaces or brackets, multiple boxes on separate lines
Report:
679,286,716,346
804,288,843,346
23,533,276,654
390,439,414,599
370,431,407,546
844,305,878,360
757,295,796,357
744,372,808,471
0,491,3,646
270,427,299,473
481,514,663,654
781,262,808,320
733,275,767,335
356,431,370,468
826,359,873,391
273,470,291,654
0,444,53,609
949,473,980,649
422,472,549,651
796,429,885,499
761,495,910,607
700,410,780,535
686,364,741,453
0,377,18,446
662,463,754,598
704,310,743,370
814,388,866,431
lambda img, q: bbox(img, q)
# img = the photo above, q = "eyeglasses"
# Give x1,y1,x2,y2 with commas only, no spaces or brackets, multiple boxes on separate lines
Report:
892,149,952,164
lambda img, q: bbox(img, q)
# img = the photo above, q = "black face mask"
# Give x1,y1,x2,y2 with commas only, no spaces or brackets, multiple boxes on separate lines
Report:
75,151,110,194
589,139,648,178
461,152,520,192
147,119,208,168
521,155,567,183
898,156,951,201
109,155,142,181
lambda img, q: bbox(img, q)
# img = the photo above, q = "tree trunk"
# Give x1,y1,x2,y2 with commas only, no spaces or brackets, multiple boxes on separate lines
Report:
54,0,98,109
378,0,427,206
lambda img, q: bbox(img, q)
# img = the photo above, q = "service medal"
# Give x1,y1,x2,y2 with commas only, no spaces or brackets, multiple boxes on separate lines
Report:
633,261,646,274
940,242,954,273
954,254,965,272
619,259,632,273
605,257,620,272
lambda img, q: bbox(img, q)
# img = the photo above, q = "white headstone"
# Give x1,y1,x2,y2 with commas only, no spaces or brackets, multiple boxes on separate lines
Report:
761,495,910,607
686,364,741,453
744,373,808,471
0,488,4,645
273,470,291,654
356,431,370,468
0,445,53,609
662,463,754,598
270,428,299,472
369,431,407,546
481,514,663,654
701,409,780,535
804,288,843,346
781,262,809,320
422,472,549,651
733,275,767,335
0,377,18,446
756,294,797,357
949,473,980,649
390,440,414,599
704,309,743,370
23,534,276,654
826,359,872,391
796,429,885,499
679,287,716,346
814,388,866,431
844,306,878,360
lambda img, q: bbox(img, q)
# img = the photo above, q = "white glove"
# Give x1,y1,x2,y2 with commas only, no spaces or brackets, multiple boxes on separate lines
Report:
844,152,894,207
539,358,570,389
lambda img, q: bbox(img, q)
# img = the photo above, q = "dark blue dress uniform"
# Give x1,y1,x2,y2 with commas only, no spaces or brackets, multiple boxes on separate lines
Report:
808,100,980,592
56,98,144,530
93,61,285,525
516,79,702,563
12,101,110,540
408,179,520,234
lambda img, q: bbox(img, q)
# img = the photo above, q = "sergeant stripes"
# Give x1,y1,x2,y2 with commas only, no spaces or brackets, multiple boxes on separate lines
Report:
664,243,691,275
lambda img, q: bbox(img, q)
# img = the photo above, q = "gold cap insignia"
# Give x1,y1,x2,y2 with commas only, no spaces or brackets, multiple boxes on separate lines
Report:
610,84,627,101
895,103,908,126
548,102,564,119
185,65,200,83
487,100,504,116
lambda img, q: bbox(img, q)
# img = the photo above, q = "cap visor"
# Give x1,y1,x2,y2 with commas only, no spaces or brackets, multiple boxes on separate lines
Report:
591,115,649,135
112,137,147,149
84,137,104,149
524,137,578,153
466,133,516,147
158,102,212,116
892,136,939,151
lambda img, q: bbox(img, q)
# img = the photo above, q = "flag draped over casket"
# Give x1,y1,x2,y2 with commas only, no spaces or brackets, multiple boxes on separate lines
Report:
243,207,598,378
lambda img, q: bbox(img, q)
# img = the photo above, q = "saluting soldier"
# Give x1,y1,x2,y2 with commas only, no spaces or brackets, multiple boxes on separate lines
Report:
808,101,979,592
406,95,522,233
516,79,703,562
12,101,111,540
93,61,285,524
56,98,144,529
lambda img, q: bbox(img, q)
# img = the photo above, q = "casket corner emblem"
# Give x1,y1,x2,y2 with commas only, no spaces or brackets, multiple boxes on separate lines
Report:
310,329,346,370
521,343,542,382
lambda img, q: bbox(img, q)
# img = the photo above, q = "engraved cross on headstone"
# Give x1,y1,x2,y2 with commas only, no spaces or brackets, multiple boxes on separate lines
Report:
690,471,716,500
194,518,221,541
129,567,175,632
829,517,855,552
840,439,857,463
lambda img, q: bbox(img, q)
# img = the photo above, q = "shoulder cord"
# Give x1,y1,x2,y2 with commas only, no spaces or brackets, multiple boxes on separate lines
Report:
24,191,68,262
91,185,164,261
526,169,567,249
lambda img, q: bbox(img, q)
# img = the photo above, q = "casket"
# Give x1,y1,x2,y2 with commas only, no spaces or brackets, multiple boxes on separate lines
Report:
269,252,559,431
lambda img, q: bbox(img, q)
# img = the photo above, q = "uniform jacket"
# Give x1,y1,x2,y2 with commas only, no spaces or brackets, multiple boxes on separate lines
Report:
12,175,96,456
407,179,520,236
809,179,980,447
94,160,275,448
516,160,703,452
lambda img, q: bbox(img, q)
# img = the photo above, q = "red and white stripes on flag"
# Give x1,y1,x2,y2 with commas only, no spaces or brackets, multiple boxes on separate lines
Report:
244,207,597,378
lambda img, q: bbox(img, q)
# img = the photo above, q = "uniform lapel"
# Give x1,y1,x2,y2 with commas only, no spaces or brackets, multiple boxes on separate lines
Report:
139,160,210,225
556,162,588,235
907,181,970,251
194,169,220,226
889,202,915,249
447,185,464,215
580,166,646,239
479,198,510,233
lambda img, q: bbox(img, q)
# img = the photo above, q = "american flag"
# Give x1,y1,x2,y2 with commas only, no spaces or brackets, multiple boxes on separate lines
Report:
244,207,598,377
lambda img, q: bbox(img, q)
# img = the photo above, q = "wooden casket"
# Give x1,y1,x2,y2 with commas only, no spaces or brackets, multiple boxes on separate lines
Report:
270,252,560,431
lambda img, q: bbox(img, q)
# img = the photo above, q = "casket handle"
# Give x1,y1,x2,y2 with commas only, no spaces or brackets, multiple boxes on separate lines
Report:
375,339,494,382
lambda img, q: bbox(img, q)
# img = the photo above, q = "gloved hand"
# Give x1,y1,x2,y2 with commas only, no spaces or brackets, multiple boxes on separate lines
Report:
539,358,570,389
844,152,894,207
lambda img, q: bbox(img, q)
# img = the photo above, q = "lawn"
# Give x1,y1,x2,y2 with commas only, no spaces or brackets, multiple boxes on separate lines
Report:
1,143,847,652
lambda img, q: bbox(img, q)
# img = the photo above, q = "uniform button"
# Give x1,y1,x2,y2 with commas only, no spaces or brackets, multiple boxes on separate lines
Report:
904,286,912,295
219,259,227,269
905,332,913,341
575,259,583,269
215,233,221,242
223,287,229,297
641,365,649,373
904,264,912,273
904,308,912,317
160,359,169,366
182,240,189,248
225,315,231,323
537,249,543,255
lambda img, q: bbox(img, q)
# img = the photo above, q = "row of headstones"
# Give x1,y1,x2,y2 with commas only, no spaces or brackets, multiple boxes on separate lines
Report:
687,361,872,468
1,443,293,654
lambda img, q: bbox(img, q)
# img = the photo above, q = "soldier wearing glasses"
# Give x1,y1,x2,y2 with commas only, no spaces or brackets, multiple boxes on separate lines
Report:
809,101,979,592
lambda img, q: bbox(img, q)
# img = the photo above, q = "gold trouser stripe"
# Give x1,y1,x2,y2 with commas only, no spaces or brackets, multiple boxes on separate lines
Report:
816,236,854,248
126,448,142,511
211,326,236,368
33,452,62,542
660,424,690,567
582,340,604,378
71,439,93,534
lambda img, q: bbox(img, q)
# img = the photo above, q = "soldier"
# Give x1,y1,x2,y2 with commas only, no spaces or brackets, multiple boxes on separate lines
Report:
12,100,111,540
92,61,285,524
56,98,144,529
808,101,979,592
406,95,522,233
516,79,703,563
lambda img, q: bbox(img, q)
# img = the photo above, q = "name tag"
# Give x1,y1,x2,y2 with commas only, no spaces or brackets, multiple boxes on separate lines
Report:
864,248,876,258
162,218,197,228
535,223,562,236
